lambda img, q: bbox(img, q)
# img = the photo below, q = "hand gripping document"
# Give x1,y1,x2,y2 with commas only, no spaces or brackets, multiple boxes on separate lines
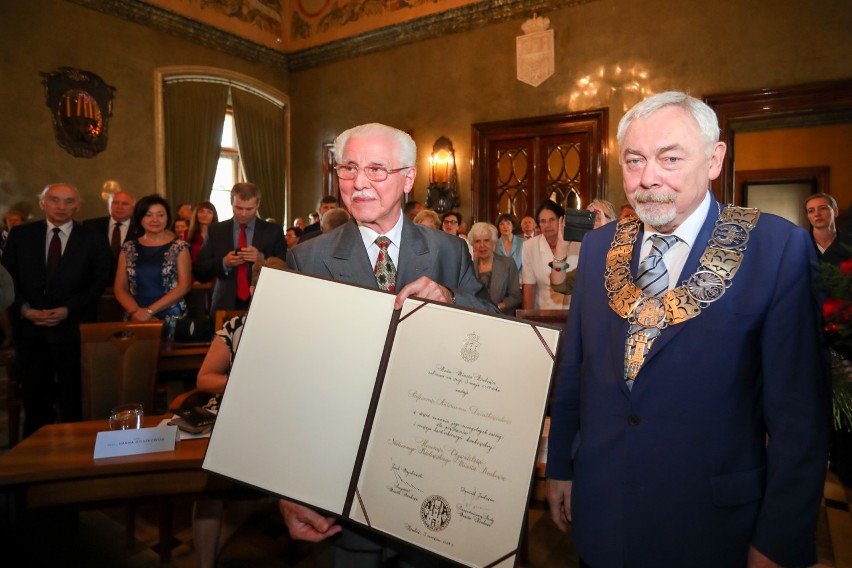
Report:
203,268,561,568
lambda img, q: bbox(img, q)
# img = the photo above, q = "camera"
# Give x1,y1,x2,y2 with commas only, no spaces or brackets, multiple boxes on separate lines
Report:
563,209,596,242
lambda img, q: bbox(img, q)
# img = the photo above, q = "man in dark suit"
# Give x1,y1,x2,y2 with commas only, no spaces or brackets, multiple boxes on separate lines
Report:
299,195,338,242
193,182,286,314
545,92,829,567
281,123,496,567
83,189,139,279
2,183,112,436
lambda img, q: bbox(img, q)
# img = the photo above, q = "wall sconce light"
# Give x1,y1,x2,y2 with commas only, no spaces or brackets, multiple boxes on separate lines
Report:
425,136,460,214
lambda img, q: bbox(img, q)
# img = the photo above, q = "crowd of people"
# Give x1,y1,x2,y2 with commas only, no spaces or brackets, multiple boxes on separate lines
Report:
0,93,835,568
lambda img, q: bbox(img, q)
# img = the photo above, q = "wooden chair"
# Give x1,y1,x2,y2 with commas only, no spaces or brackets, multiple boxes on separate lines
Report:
214,309,247,331
79,321,164,421
186,282,214,316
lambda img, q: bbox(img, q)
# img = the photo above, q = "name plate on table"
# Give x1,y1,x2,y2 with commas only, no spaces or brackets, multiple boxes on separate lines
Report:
203,269,561,568
94,425,178,459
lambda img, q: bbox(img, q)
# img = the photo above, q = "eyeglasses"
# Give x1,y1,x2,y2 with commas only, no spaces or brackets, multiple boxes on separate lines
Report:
335,163,410,182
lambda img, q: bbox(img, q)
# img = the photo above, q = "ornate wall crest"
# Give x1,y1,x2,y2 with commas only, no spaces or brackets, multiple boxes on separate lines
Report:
516,15,555,87
40,67,116,158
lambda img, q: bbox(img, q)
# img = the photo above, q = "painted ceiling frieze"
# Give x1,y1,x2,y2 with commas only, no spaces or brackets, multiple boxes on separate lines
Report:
67,0,596,70
290,0,478,50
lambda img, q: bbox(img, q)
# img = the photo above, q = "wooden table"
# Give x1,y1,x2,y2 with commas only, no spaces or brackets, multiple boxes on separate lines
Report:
0,415,244,561
514,309,569,326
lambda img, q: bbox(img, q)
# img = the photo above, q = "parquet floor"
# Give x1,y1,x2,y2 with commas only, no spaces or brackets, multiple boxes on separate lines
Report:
1,364,850,567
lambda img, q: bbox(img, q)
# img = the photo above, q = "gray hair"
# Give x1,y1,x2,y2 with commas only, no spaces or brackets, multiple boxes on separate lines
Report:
39,183,81,202
589,199,618,222
333,123,416,168
617,91,720,158
467,222,498,245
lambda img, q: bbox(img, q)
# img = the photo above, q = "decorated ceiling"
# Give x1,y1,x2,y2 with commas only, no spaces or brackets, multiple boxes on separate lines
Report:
145,0,480,52
71,0,592,70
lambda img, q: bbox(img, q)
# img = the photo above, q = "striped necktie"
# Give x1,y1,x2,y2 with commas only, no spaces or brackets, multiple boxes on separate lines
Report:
624,234,679,387
635,235,679,296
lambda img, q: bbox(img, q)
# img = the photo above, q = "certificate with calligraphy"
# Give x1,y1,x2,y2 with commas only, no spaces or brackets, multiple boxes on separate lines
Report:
203,269,560,568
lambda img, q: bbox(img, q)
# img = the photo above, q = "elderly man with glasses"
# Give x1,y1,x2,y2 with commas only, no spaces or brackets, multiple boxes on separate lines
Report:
282,122,496,567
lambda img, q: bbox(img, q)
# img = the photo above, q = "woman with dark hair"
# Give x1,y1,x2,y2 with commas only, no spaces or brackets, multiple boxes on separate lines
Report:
114,194,192,337
441,210,462,236
521,200,580,310
442,210,473,256
187,201,219,262
494,212,523,273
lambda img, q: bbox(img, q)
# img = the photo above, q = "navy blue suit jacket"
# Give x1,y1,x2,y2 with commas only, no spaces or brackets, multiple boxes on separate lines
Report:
546,195,829,567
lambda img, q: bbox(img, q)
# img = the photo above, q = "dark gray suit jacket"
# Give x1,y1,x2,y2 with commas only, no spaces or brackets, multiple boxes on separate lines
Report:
193,218,287,313
287,217,497,313
473,253,521,314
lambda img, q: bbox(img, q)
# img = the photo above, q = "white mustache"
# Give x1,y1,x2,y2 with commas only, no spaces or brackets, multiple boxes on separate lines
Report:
352,189,378,200
634,190,675,204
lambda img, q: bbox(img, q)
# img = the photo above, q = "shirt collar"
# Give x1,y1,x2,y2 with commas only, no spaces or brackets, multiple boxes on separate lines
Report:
642,190,711,249
358,209,404,249
47,220,74,234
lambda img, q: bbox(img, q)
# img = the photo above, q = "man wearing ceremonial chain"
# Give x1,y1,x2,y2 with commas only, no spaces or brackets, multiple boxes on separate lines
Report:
546,91,829,567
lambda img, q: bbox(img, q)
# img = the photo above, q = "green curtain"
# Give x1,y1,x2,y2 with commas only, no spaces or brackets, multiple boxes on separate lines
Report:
163,81,228,215
231,88,286,222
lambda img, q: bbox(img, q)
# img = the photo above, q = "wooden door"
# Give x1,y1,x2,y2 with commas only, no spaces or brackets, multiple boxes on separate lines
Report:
472,109,608,223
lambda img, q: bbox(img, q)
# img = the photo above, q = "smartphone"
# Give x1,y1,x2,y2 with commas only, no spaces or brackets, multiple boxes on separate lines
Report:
563,209,596,242
234,248,242,254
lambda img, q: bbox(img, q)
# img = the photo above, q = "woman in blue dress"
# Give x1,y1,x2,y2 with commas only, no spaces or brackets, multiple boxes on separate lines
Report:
114,194,191,337
494,212,523,274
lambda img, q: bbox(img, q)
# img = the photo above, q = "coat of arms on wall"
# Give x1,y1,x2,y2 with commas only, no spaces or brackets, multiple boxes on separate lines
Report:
516,16,555,88
40,67,116,158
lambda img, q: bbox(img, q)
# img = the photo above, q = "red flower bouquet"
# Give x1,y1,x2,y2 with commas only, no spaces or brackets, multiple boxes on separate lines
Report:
821,260,852,431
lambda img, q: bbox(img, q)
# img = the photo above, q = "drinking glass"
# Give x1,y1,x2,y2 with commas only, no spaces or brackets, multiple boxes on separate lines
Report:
109,403,144,431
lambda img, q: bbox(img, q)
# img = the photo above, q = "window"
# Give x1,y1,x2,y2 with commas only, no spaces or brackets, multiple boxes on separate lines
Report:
210,110,242,220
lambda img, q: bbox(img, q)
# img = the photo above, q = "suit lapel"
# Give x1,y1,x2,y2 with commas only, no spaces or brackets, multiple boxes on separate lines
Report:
396,218,432,288
322,221,378,288
636,196,720,374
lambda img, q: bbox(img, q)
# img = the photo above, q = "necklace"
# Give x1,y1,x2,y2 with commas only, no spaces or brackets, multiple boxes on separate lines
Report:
608,207,760,380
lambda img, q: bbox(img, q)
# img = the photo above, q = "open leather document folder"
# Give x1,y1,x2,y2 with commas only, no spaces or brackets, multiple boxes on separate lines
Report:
203,268,561,568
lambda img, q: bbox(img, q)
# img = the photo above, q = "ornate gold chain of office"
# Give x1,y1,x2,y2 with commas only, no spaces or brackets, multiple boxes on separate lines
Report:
606,206,760,377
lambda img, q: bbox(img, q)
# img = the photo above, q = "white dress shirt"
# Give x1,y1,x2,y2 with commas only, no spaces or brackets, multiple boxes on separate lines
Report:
358,210,404,269
45,220,74,259
638,190,712,291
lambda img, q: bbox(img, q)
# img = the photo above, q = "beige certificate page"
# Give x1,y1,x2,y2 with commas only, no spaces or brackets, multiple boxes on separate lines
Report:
350,301,559,568
203,268,397,514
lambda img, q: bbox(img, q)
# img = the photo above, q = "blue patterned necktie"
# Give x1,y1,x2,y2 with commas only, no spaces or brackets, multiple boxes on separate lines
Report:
374,237,397,292
625,234,679,387
635,235,679,296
